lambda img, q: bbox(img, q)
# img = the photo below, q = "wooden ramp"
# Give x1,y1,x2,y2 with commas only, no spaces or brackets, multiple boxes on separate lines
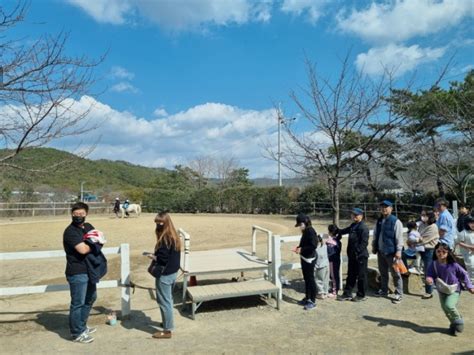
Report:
187,280,279,319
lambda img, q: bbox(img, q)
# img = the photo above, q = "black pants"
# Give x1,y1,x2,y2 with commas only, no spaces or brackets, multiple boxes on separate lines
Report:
344,256,368,297
301,259,317,302
329,256,341,293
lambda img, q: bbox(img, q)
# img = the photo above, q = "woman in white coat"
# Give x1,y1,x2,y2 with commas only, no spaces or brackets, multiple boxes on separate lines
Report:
456,215,474,282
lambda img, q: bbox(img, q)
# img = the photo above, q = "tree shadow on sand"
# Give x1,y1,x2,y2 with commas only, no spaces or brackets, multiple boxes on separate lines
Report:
363,315,449,335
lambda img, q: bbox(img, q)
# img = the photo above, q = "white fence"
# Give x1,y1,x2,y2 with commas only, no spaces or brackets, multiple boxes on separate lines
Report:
0,202,112,217
0,243,131,317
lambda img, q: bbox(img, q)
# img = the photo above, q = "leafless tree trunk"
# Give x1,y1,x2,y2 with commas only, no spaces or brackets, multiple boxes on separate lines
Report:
0,2,104,171
281,53,405,225
214,156,238,188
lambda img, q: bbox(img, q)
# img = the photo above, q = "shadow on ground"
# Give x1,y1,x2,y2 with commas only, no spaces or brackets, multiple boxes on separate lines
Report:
363,315,448,335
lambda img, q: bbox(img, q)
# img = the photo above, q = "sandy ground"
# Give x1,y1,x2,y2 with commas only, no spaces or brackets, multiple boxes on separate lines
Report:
1,213,473,354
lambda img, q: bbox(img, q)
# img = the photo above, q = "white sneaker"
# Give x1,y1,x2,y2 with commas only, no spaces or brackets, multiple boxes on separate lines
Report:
86,326,97,335
408,267,420,275
73,332,94,344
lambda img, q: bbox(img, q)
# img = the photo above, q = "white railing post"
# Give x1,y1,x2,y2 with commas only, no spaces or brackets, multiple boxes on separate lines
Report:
120,243,131,318
251,227,257,256
179,228,191,304
267,231,272,263
271,234,282,300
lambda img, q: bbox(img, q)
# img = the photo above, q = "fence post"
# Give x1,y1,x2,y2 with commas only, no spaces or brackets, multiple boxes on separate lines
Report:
251,227,257,256
271,235,282,300
120,243,131,318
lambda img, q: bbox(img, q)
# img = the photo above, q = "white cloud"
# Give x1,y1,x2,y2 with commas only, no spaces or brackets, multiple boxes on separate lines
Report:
68,0,272,31
1,96,334,177
67,0,131,25
337,0,474,43
43,98,281,177
110,82,139,93
153,108,168,117
280,0,329,23
356,43,446,77
110,66,135,80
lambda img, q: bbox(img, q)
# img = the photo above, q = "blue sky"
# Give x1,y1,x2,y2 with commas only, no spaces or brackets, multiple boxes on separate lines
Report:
6,0,474,178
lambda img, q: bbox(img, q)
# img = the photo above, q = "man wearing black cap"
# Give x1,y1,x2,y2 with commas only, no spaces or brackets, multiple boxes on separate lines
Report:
372,200,404,304
337,208,369,302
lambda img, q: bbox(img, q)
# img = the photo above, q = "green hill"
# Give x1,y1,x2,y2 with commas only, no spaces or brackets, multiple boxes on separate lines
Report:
0,147,169,191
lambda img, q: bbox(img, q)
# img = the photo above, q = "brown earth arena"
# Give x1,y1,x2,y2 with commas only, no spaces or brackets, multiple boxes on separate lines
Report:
0,213,473,354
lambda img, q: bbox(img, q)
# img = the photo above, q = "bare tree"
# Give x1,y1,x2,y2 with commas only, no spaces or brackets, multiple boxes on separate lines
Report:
281,54,405,224
213,156,239,188
187,155,214,189
0,2,103,171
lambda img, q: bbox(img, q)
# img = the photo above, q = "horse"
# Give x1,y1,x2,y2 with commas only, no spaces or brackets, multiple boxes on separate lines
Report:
120,203,141,218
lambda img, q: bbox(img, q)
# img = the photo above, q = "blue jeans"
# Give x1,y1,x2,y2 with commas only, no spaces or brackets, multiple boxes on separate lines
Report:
67,273,97,338
402,248,434,294
155,272,178,331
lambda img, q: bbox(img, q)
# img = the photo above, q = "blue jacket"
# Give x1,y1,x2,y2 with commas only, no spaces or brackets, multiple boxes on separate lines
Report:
374,214,397,255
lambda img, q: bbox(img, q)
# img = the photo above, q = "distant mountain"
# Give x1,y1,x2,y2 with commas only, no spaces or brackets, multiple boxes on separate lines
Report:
0,148,310,192
0,148,169,191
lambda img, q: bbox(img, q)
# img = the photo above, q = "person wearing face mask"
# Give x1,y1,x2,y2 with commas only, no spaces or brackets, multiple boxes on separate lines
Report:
293,214,318,310
63,202,97,344
147,211,181,339
415,211,440,299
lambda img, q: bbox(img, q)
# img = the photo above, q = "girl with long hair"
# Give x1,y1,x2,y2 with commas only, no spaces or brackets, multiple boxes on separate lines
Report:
425,242,473,336
148,211,181,339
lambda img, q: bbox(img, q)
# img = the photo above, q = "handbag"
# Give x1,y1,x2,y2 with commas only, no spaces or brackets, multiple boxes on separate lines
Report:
147,259,166,278
433,262,458,295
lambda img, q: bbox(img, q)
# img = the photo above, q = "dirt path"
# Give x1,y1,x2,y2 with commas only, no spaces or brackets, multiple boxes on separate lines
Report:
1,214,473,354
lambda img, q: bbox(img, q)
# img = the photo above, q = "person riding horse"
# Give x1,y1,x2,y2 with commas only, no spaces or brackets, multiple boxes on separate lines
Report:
123,199,130,217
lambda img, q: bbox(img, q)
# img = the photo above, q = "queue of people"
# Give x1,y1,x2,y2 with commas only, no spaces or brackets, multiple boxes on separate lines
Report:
293,198,473,337
63,199,473,343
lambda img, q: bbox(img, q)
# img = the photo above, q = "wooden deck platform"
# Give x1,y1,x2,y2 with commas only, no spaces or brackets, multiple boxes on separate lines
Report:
180,248,269,275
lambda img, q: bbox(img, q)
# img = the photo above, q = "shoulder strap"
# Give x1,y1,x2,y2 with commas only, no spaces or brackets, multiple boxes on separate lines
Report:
433,261,438,277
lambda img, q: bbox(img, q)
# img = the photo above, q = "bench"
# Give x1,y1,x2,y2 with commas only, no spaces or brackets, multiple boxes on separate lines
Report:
186,280,280,319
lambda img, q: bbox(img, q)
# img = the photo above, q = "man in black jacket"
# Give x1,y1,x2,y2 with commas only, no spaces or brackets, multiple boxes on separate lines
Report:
338,208,369,302
63,202,98,343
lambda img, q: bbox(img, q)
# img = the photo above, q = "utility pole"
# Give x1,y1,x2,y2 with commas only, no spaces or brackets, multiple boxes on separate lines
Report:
278,105,282,187
80,181,85,201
